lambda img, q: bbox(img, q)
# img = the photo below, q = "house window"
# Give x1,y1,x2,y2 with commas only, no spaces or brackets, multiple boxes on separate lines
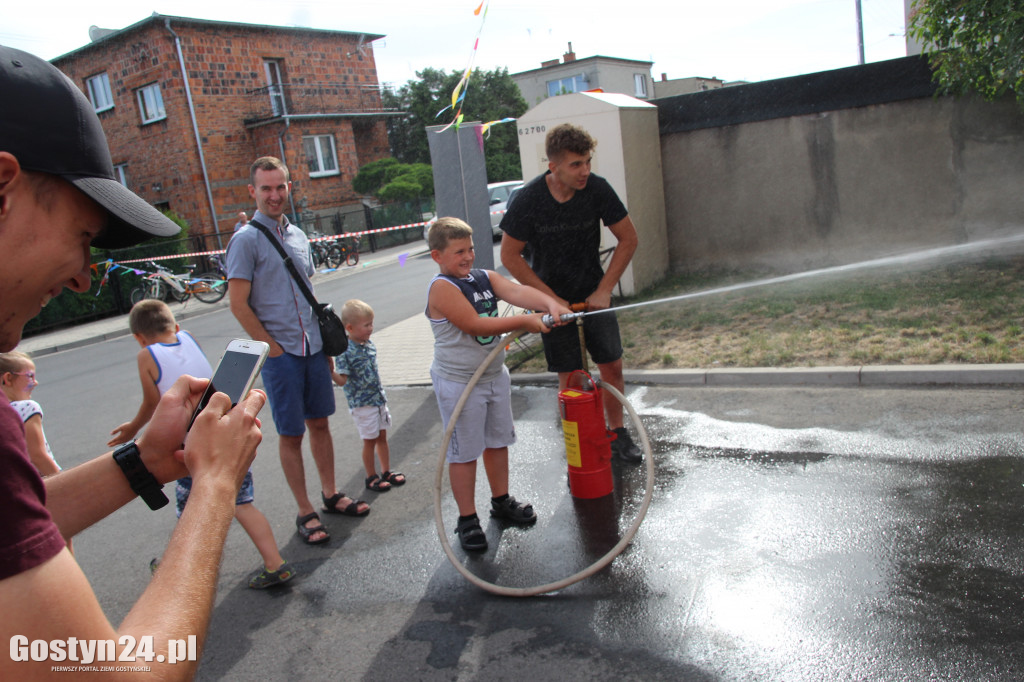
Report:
113,164,128,187
86,73,114,112
303,135,339,177
546,74,587,97
634,74,648,98
264,59,287,116
136,83,166,124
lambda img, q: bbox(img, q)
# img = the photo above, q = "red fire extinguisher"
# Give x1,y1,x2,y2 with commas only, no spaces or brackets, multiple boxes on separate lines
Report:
559,370,613,499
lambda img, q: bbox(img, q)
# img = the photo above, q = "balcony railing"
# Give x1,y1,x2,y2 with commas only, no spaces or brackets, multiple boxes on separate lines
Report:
243,83,398,125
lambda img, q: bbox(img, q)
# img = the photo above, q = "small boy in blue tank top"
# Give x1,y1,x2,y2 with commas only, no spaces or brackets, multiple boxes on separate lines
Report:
425,217,571,552
109,299,294,588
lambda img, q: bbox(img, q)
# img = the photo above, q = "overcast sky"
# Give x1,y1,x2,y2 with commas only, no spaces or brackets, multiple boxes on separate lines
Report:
2,0,909,87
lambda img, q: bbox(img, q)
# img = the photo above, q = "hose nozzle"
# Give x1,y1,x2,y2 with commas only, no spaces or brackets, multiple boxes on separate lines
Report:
541,311,585,328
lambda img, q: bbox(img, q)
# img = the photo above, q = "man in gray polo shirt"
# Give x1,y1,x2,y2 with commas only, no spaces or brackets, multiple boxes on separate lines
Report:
227,156,370,546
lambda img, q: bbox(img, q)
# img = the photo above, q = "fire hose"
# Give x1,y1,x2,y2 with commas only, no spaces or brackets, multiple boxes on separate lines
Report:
432,328,655,597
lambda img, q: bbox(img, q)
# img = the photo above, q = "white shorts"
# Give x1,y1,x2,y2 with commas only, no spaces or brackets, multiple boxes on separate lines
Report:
431,367,516,464
350,404,392,440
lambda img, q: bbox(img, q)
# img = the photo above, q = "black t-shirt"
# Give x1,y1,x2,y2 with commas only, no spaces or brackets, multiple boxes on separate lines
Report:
500,171,628,303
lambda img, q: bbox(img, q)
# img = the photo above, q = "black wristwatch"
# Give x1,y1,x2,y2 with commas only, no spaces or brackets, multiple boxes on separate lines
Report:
112,441,168,510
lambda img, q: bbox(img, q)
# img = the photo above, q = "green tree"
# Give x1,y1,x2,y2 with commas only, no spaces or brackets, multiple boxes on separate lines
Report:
352,159,433,199
381,67,528,182
909,0,1024,108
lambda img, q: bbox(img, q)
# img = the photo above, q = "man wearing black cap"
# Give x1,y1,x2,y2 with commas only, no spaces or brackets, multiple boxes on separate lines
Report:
0,46,267,679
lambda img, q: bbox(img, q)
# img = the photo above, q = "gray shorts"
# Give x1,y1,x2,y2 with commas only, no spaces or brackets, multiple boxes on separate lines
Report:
431,367,516,464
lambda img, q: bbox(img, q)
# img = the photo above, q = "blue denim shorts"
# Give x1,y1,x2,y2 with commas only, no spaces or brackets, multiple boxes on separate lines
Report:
175,469,254,518
260,350,336,436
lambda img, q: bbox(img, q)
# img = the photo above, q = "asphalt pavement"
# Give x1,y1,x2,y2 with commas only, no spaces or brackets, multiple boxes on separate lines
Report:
16,240,1024,681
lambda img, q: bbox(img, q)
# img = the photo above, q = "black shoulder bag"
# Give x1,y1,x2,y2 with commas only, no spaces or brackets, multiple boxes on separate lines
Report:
250,219,348,356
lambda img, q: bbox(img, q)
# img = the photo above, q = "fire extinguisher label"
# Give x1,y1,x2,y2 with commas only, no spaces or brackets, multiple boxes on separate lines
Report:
562,419,582,468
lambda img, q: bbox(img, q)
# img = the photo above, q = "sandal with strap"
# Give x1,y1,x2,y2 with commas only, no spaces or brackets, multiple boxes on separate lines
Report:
381,470,406,486
249,560,296,589
322,491,370,517
455,515,487,552
365,474,391,492
489,495,537,525
296,512,329,545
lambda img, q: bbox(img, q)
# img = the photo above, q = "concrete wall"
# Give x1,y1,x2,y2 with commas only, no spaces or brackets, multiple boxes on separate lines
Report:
656,56,1024,273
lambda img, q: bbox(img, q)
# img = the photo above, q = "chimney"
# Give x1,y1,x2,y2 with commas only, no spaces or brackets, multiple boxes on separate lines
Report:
661,73,667,81
563,41,576,63
541,59,559,68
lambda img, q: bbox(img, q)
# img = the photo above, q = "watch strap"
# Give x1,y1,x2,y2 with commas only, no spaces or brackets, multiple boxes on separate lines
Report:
112,441,168,510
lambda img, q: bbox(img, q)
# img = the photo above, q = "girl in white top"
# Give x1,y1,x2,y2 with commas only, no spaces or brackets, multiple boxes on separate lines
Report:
0,351,59,476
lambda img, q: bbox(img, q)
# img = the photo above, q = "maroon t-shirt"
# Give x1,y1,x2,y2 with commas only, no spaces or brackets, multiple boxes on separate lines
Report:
0,393,65,580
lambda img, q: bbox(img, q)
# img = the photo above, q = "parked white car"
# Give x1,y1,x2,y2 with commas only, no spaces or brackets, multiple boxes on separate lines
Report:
422,180,524,243
486,180,523,237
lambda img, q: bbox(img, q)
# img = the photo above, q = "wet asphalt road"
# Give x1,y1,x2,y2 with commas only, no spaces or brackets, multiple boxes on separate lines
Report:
63,381,1024,681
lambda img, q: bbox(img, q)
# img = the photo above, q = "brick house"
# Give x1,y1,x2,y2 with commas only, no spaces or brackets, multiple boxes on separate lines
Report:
52,14,396,250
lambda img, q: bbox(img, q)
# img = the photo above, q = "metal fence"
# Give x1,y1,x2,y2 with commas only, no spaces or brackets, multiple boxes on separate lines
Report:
22,200,430,338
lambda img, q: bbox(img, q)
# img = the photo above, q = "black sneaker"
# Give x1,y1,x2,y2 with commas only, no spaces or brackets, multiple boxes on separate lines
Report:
610,427,642,462
455,515,487,552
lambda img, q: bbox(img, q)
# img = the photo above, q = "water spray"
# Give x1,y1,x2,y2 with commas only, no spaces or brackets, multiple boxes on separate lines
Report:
543,233,1024,327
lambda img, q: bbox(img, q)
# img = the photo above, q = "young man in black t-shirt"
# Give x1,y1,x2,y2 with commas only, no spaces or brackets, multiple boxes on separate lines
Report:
500,123,642,462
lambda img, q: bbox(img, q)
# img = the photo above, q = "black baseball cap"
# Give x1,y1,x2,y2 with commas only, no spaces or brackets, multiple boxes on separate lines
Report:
0,45,181,248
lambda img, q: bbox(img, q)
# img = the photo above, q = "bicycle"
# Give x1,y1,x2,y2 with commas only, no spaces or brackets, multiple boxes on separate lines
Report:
309,238,332,268
327,235,360,268
206,252,227,279
129,261,228,305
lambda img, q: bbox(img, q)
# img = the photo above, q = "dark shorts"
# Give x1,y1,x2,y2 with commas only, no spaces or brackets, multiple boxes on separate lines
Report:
260,351,336,437
542,312,623,373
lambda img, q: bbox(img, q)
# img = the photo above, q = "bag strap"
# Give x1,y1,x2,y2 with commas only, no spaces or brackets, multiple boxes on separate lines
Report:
250,218,324,313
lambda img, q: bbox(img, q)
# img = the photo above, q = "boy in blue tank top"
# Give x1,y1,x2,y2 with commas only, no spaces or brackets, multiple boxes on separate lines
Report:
109,299,294,588
426,217,571,552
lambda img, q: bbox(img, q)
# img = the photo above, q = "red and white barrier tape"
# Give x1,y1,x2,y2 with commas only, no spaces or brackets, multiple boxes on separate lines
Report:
110,209,505,266
111,218,435,265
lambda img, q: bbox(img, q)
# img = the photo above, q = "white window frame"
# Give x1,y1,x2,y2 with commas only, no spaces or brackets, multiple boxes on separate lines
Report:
303,134,339,178
86,73,114,113
113,164,128,187
546,74,587,97
136,83,166,124
634,74,648,98
264,59,287,117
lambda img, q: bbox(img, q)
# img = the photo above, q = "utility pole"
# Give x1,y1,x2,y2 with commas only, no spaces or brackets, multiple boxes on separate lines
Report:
855,0,866,64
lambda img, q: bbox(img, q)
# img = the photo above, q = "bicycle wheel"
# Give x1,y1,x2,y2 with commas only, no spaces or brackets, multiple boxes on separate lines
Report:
311,242,329,268
129,285,146,305
327,243,347,268
192,272,228,303
146,280,168,301
346,249,359,267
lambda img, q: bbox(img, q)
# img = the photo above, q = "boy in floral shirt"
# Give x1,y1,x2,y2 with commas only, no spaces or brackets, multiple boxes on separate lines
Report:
331,299,405,492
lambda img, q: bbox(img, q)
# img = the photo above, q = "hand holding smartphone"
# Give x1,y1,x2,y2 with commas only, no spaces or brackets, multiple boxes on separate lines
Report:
188,339,270,431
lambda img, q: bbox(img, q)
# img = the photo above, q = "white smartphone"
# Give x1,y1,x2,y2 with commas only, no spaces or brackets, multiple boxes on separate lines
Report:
187,338,270,431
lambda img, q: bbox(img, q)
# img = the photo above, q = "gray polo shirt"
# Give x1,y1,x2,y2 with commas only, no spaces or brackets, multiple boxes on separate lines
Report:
225,210,321,356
